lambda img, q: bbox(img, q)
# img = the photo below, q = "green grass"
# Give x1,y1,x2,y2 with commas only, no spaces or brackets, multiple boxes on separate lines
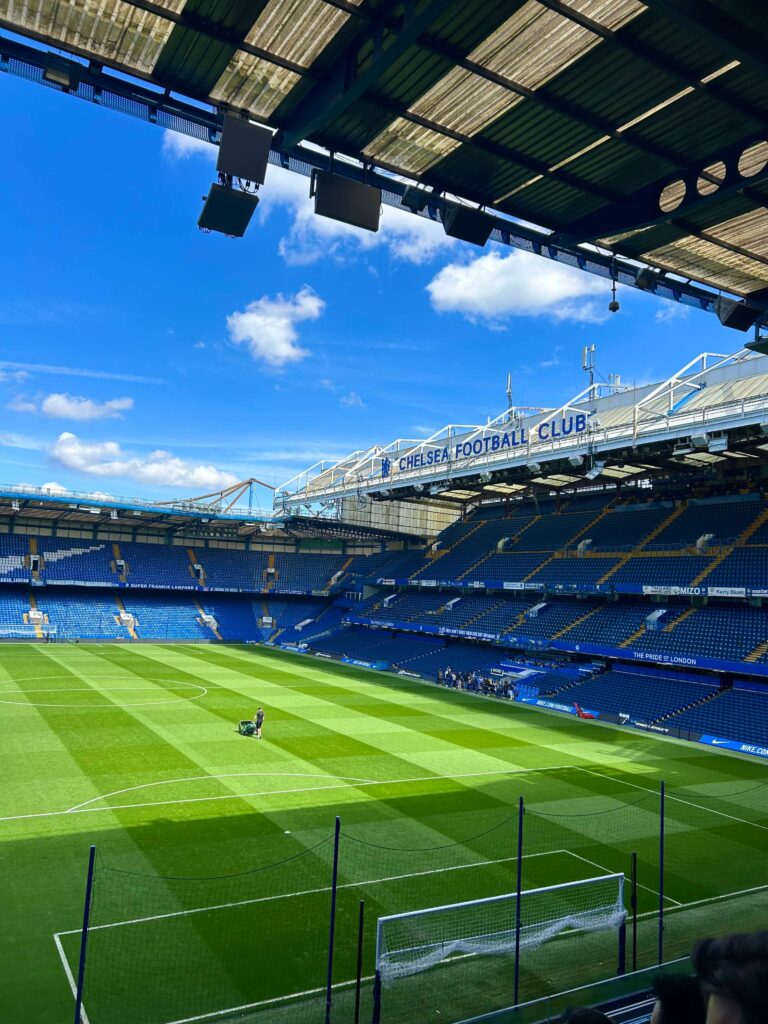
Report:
1,643,767,1024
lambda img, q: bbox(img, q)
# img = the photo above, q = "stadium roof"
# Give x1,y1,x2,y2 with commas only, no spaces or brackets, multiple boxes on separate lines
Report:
276,348,768,508
3,0,768,311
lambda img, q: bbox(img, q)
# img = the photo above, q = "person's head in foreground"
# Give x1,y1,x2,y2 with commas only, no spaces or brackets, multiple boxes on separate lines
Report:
692,931,768,1024
650,973,706,1024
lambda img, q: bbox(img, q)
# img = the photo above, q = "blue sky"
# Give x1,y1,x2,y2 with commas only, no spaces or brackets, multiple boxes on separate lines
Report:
0,71,735,510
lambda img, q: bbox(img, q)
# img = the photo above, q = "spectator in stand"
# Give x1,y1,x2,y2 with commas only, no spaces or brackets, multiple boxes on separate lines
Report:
692,930,768,1024
650,974,706,1024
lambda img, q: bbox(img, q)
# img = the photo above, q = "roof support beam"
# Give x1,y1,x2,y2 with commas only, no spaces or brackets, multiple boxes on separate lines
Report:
553,133,768,245
277,0,454,151
641,0,768,79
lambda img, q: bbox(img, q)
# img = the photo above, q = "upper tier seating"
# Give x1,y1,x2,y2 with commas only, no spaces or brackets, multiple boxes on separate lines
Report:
37,537,113,582
653,496,763,547
579,505,673,550
0,534,30,582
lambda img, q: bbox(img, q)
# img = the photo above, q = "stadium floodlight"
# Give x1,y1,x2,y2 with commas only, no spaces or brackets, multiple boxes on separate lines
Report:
708,435,728,453
635,267,661,291
526,462,541,473
584,461,606,480
401,186,430,213
691,433,709,449
479,472,492,483
43,55,81,91
716,296,762,331
569,455,584,467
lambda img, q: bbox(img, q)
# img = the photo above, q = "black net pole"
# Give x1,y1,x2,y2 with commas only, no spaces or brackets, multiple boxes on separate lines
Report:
74,845,97,1024
631,851,638,973
354,900,365,1024
513,795,524,1006
658,781,665,965
325,816,342,1024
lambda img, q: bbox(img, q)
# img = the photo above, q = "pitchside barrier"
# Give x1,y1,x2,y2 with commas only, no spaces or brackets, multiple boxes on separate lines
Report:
65,777,768,1024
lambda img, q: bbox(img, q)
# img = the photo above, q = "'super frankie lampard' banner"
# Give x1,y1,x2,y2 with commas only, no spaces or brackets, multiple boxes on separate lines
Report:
383,413,589,477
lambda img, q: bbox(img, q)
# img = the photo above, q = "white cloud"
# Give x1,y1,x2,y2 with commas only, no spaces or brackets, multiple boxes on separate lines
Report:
0,369,29,383
426,249,609,324
40,481,68,495
227,286,324,368
39,393,134,421
193,341,206,349
162,131,216,161
49,432,238,491
7,396,37,413
655,302,690,324
0,360,162,384
0,432,46,451
340,391,365,409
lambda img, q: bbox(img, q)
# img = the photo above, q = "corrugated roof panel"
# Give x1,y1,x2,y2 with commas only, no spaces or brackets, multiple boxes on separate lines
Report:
703,209,768,261
409,68,521,138
363,118,460,176
5,0,184,74
641,235,768,294
211,53,301,116
245,0,356,69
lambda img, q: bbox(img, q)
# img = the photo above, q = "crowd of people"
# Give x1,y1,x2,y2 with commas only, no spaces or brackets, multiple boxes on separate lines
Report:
436,666,517,699
562,929,767,1024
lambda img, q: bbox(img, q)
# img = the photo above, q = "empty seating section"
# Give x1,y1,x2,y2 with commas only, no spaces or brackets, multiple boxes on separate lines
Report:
562,668,716,720
273,553,346,591
559,602,652,646
609,556,712,587
199,595,260,641
462,552,546,583
704,548,768,588
34,590,130,640
199,548,269,590
510,599,597,638
0,588,31,630
121,592,210,639
120,542,195,588
653,497,762,546
667,686,768,746
37,537,113,582
580,505,672,550
528,556,619,587
632,605,768,661
0,534,29,582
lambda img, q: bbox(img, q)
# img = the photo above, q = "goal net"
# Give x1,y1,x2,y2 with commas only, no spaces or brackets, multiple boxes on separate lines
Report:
374,874,626,1022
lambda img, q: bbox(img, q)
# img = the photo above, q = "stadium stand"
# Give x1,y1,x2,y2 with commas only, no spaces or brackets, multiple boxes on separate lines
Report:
550,666,717,722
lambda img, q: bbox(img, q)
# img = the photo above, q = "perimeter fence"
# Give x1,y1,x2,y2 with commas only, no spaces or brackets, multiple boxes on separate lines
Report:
66,774,768,1024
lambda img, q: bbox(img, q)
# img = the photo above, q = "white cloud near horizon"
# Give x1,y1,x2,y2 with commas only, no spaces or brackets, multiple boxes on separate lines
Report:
49,432,239,491
426,249,610,324
227,286,325,368
0,360,162,384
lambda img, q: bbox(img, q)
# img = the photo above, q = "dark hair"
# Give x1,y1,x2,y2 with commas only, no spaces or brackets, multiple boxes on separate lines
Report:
692,931,768,1024
651,973,706,1024
561,1009,612,1024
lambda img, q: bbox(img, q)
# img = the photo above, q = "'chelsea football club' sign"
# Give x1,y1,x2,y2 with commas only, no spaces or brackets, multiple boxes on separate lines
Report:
384,412,589,477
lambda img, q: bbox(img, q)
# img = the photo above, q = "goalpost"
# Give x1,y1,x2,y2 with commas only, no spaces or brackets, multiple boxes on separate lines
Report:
373,874,626,1023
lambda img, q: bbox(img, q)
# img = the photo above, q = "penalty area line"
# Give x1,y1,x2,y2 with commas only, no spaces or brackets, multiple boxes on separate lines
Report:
53,932,91,1024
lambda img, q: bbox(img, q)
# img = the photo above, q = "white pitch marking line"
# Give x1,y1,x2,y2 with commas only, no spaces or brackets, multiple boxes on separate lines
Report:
575,766,768,833
0,764,575,824
565,850,681,907
55,849,564,936
53,932,91,1024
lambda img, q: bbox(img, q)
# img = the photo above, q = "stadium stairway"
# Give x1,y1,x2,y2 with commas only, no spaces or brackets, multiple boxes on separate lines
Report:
690,546,732,587
650,685,725,725
112,542,128,582
736,505,768,545
460,598,508,629
113,595,137,639
325,556,353,590
456,514,543,580
618,622,647,647
524,505,614,582
26,591,43,638
194,597,222,639
265,554,277,591
744,640,768,663
409,521,485,580
661,606,698,633
550,604,603,639
188,548,206,586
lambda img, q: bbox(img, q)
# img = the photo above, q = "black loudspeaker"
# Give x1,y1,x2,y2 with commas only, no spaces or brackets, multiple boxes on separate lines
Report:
313,171,381,232
442,205,494,247
217,117,272,184
635,268,660,290
198,184,259,237
715,296,762,331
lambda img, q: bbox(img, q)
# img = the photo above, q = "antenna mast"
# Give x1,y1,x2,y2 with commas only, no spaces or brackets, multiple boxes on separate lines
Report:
582,344,596,396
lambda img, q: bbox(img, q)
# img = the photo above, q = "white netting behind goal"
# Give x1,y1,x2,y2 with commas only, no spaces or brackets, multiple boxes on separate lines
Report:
0,623,57,637
376,873,625,984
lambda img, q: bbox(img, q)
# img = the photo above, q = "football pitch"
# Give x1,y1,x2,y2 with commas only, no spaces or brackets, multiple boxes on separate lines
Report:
1,643,767,1024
